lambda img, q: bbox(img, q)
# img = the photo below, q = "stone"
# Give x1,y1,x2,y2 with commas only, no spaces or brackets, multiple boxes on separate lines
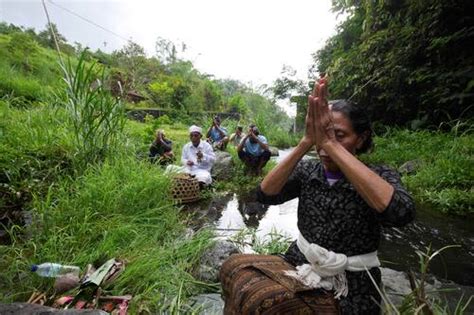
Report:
211,151,234,181
0,303,107,315
268,146,279,157
196,240,240,282
380,267,412,307
188,293,224,315
398,160,422,175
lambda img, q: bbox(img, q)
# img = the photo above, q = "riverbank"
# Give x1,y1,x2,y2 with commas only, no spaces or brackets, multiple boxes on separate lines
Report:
1,101,472,312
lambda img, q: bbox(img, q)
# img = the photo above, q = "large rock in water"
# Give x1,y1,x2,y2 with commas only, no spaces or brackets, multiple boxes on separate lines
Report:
211,151,234,181
0,303,107,314
196,239,240,283
268,146,279,156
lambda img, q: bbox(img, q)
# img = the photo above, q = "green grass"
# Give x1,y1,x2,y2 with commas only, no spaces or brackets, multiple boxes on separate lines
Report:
0,101,215,312
0,33,63,102
362,128,473,215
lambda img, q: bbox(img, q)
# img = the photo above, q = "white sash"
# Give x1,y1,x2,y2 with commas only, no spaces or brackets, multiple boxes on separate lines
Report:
285,233,380,299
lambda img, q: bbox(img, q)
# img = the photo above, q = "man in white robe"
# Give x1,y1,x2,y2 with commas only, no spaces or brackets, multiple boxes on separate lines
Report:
179,125,216,186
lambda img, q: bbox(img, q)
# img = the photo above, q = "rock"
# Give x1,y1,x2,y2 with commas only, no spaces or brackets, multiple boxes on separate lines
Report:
188,293,224,315
0,303,107,315
54,273,80,294
211,151,234,181
380,267,464,311
381,267,412,307
196,240,240,282
268,146,279,157
242,201,267,216
398,160,422,175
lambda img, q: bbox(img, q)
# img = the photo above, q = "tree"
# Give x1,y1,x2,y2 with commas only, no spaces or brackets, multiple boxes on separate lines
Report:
155,37,186,65
112,41,153,91
37,23,67,50
312,0,474,127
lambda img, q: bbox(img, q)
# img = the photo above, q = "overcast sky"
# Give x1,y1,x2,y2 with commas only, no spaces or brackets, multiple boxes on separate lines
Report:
1,0,344,115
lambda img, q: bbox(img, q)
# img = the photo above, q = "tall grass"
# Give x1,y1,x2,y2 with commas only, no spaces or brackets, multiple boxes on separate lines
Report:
0,100,75,218
0,158,215,312
60,51,126,169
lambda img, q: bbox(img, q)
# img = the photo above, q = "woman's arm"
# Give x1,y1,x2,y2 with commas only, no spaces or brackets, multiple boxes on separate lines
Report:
323,141,394,212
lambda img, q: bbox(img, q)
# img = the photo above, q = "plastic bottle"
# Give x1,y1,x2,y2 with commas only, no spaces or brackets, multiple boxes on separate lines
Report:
31,262,80,278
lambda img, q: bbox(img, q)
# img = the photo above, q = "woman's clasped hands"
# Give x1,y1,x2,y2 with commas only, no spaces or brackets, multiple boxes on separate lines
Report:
302,75,336,151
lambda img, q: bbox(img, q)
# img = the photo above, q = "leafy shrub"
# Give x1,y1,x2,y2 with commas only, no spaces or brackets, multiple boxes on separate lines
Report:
157,114,172,125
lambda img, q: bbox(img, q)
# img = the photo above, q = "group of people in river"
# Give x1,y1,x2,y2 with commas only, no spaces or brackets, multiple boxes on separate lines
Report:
149,75,416,314
148,115,272,186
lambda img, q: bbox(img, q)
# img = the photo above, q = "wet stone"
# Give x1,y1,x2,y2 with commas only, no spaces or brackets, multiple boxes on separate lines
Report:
188,293,224,315
197,239,240,283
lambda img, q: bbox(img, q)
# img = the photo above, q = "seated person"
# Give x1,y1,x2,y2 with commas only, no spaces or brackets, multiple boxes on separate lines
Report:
206,116,229,150
229,126,245,147
180,125,216,186
237,125,271,175
149,129,174,165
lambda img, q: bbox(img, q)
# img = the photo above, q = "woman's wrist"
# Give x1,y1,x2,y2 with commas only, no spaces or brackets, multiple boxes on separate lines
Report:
298,138,313,152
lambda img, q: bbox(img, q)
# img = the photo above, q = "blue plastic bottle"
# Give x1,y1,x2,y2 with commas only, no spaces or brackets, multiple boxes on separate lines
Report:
31,263,80,278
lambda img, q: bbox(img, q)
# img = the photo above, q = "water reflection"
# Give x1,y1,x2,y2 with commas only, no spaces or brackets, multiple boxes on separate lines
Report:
215,192,297,242
212,193,474,286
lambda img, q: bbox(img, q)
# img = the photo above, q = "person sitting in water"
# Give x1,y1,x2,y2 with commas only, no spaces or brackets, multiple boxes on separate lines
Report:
229,126,245,147
237,124,271,175
149,129,174,166
180,125,216,186
220,76,415,314
206,116,229,150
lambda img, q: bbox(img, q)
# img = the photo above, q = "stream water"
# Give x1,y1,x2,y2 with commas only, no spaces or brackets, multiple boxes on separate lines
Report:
210,148,474,287
213,192,474,286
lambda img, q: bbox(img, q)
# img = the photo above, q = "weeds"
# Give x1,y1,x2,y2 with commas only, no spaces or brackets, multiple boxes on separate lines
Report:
229,227,292,255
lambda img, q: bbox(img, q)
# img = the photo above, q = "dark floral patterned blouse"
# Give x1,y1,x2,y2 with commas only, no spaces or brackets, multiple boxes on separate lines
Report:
257,159,415,314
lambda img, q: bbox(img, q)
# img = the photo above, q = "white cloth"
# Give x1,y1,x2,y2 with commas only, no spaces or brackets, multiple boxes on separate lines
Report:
180,140,215,185
189,125,202,134
285,233,380,299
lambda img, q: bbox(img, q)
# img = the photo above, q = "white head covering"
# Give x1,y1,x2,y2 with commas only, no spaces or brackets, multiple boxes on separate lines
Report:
189,125,202,134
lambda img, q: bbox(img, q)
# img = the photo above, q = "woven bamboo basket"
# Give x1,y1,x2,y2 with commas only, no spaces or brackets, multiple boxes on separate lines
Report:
171,173,201,204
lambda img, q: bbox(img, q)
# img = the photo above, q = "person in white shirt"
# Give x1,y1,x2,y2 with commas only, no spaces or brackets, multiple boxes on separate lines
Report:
180,125,216,186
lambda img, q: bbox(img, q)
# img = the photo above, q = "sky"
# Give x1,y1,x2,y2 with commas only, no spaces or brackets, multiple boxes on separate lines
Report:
1,0,344,116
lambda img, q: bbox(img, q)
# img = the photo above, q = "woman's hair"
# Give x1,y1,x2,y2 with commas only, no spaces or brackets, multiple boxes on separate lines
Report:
329,99,373,154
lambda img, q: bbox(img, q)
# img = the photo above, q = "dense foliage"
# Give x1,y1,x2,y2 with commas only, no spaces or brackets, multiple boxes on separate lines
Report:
0,22,293,131
314,0,474,127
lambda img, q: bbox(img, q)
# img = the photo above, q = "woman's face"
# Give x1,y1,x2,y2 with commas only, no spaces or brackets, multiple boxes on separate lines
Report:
318,110,365,172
